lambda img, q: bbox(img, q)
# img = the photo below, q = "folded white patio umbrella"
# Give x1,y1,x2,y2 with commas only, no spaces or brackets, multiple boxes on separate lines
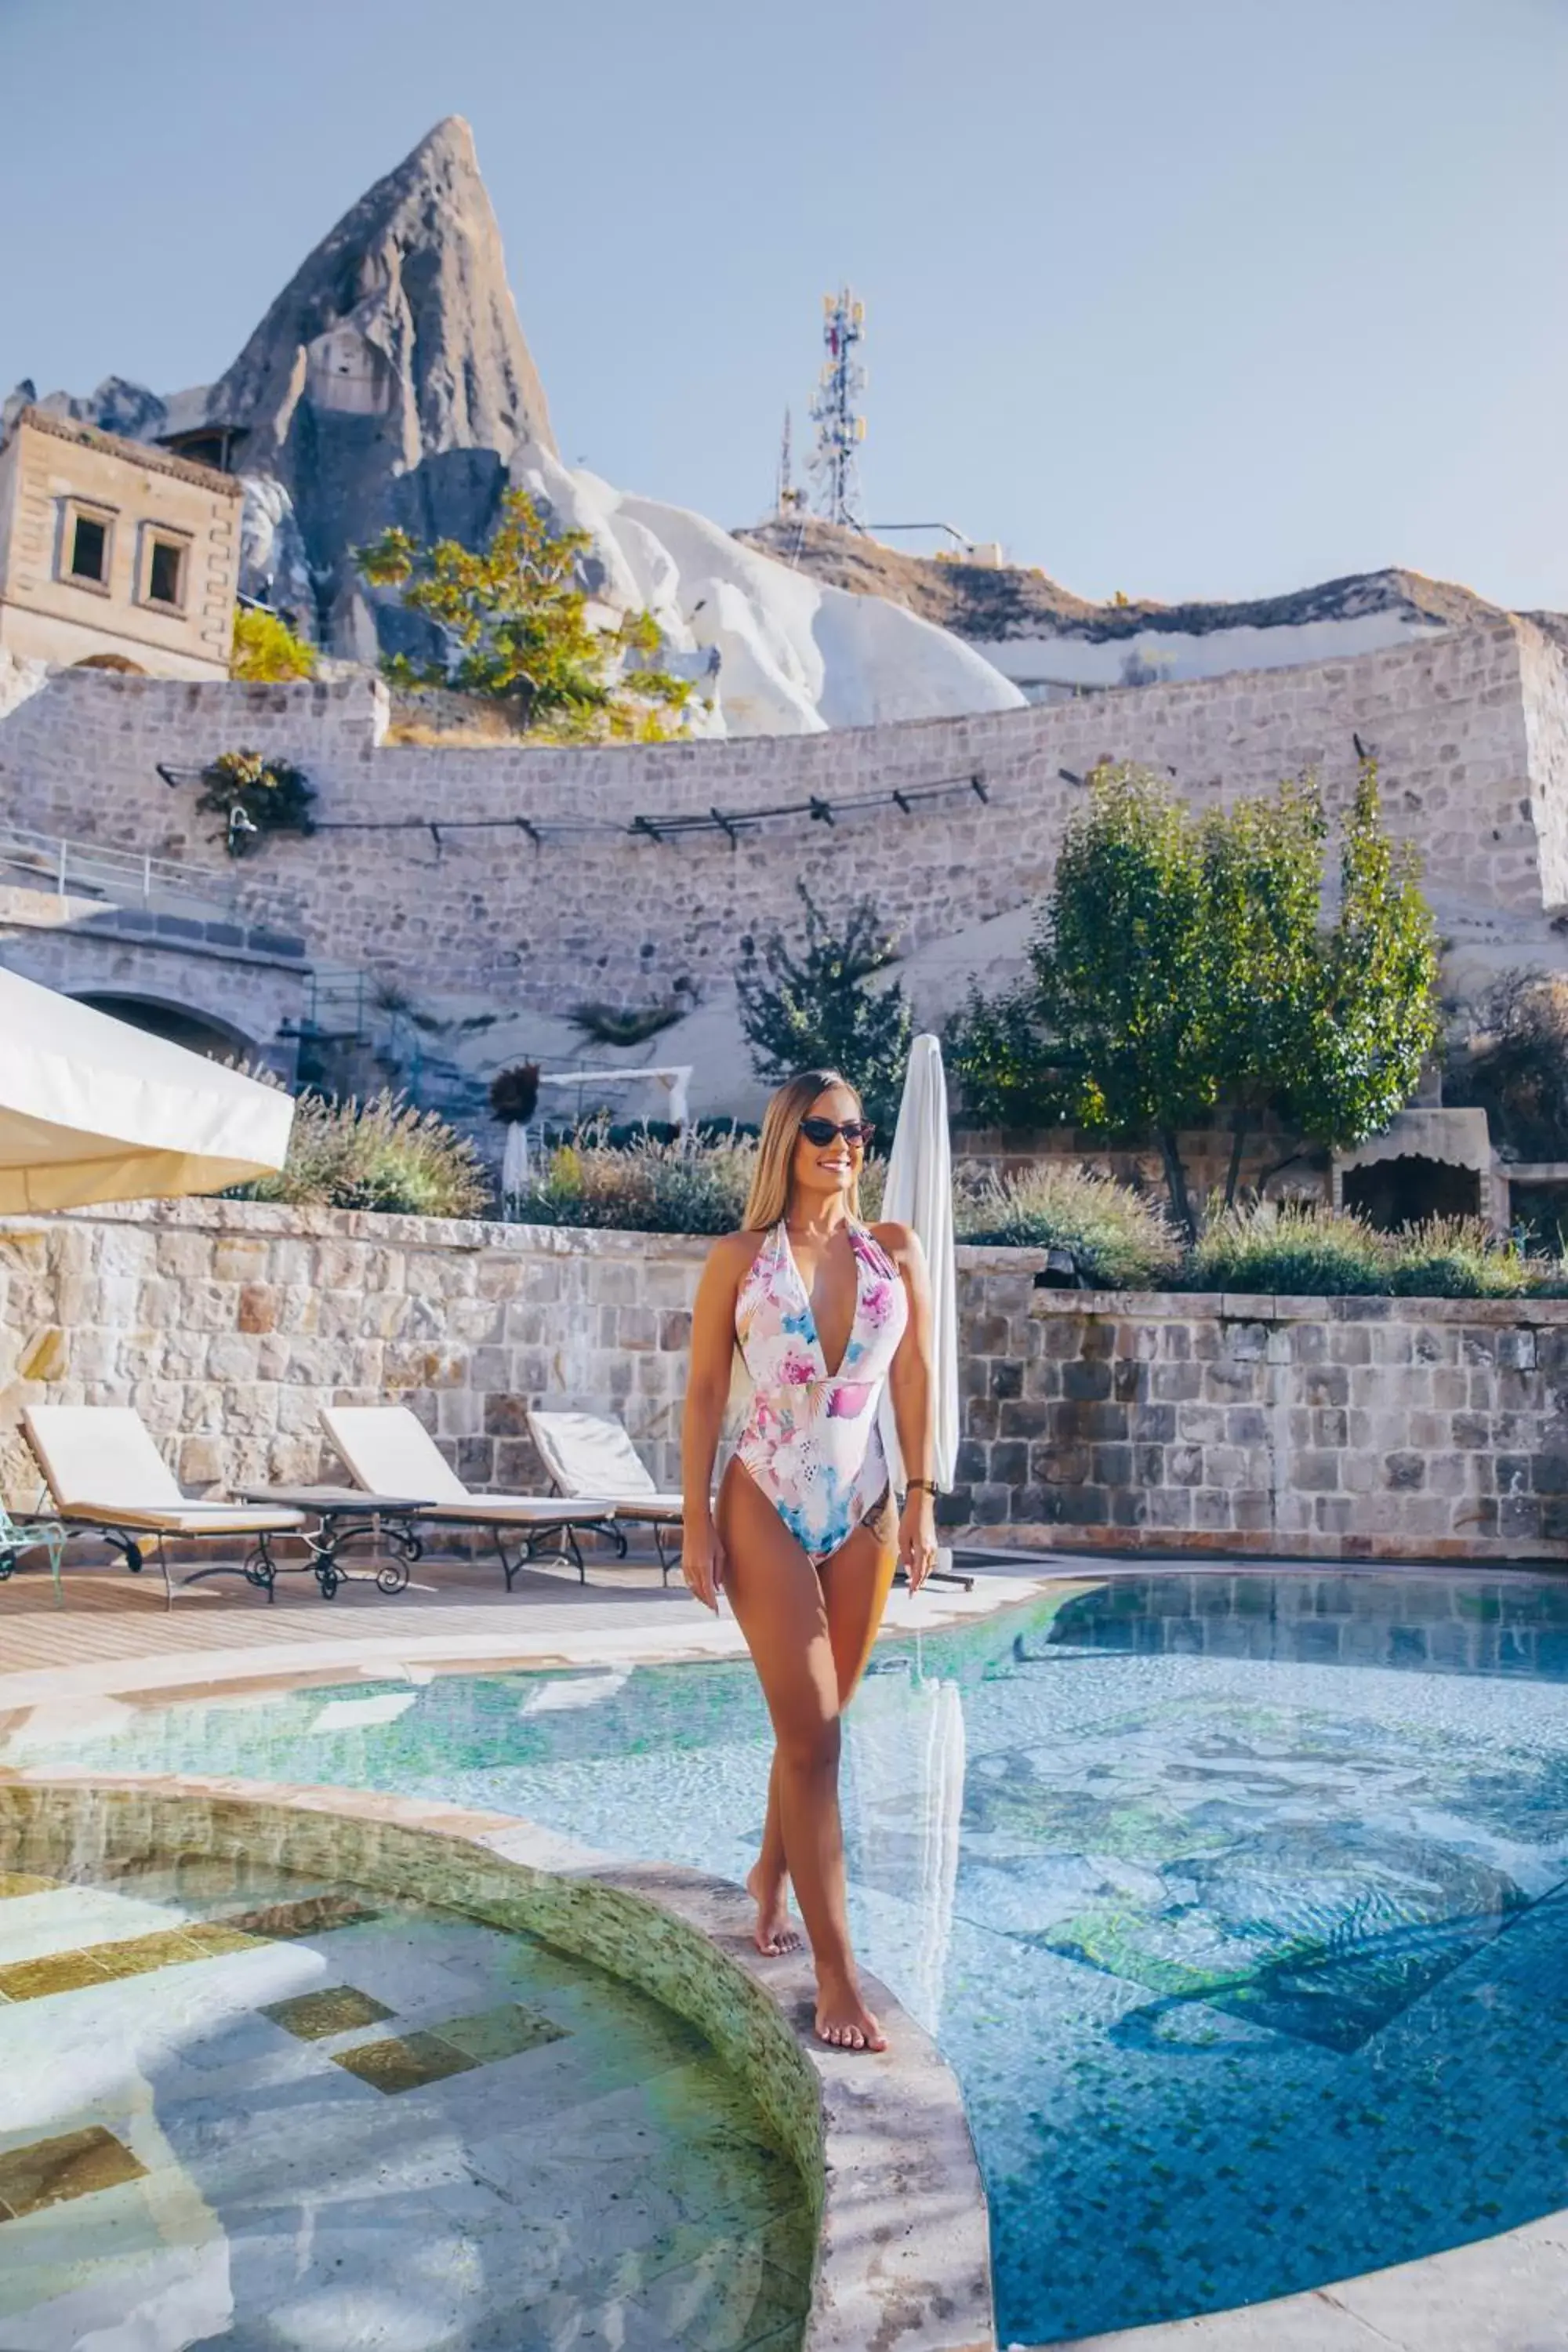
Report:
877,1033,960,1490
0,968,295,1210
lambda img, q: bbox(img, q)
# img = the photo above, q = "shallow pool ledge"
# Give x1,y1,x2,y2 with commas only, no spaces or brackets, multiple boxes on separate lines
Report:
0,1773,996,2352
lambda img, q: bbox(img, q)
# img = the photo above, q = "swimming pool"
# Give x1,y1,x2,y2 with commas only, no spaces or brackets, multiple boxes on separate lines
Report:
16,1567,1568,2346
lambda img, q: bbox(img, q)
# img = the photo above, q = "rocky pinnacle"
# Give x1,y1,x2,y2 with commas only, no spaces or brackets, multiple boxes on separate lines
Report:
201,114,555,649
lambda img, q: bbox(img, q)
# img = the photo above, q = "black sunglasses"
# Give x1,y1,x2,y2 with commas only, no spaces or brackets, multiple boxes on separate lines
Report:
799,1116,875,1148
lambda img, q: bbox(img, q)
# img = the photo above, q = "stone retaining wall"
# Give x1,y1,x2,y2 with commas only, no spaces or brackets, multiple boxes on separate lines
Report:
0,620,1557,1018
1,1200,1563,1563
952,1264,1568,1559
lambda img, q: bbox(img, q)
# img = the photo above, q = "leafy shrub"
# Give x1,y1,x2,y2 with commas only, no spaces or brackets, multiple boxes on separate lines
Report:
954,1163,1181,1289
510,1130,757,1234
230,606,316,682
539,1119,759,1151
946,760,1439,1238
241,1090,489,1218
357,488,693,742
856,1156,886,1224
1385,1217,1537,1298
197,749,316,855
1186,1200,1541,1298
1186,1201,1391,1294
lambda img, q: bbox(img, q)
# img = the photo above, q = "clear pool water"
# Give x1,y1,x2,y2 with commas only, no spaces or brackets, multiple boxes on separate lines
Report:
18,1567,1568,2346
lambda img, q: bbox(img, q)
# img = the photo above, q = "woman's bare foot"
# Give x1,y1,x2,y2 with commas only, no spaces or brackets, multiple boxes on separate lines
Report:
746,1861,803,1957
814,1970,887,2052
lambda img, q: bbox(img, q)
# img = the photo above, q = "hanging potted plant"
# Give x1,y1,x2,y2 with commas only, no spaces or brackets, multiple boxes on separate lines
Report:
196,749,317,856
490,1062,541,1203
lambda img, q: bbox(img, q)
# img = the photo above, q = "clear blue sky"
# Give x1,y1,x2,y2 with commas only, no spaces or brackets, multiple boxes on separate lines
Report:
3,0,1566,610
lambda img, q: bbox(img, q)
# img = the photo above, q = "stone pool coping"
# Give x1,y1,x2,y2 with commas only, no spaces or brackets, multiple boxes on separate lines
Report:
0,1772,995,2352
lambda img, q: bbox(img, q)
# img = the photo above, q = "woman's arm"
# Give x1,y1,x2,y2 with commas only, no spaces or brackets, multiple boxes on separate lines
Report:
877,1221,939,1592
680,1233,746,1611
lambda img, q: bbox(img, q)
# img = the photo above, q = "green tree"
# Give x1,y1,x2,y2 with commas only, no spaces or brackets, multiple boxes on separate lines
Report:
736,886,913,1129
1200,779,1330,1206
230,605,315,682
1034,767,1218,1233
946,760,1439,1234
1283,761,1441,1153
356,488,693,742
944,978,1067,1131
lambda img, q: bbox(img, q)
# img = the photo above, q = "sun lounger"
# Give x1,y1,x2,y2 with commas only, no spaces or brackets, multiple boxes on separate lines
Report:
319,1405,620,1589
21,1406,307,1607
526,1409,685,1582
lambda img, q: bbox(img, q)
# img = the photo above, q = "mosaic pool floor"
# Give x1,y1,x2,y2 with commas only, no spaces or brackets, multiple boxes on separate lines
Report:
16,1568,1568,2344
0,1851,811,2350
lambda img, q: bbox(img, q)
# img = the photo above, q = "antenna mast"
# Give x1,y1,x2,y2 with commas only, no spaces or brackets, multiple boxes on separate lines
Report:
808,287,868,529
775,407,804,514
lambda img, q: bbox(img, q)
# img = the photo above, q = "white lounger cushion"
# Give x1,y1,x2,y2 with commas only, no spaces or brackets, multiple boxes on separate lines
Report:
404,1498,614,1524
23,1408,303,1531
321,1405,618,1520
26,1405,186,1509
321,1405,469,1502
55,1503,304,1535
527,1410,682,1515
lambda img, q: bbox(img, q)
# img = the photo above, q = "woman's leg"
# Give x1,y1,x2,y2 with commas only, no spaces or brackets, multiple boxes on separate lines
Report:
748,1753,797,1955
818,1490,900,1698
717,1462,887,2049
749,1495,898,1953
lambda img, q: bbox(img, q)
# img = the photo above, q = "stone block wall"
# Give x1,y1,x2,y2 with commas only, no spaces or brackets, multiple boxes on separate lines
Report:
949,1258,1568,1559
0,1201,705,1504
1519,620,1568,914
0,620,1553,1018
1,1201,1564,1566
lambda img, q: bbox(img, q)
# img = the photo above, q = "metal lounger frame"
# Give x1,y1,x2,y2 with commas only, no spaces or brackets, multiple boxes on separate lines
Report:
58,1515,296,1610
537,1490,678,1584
419,1506,624,1589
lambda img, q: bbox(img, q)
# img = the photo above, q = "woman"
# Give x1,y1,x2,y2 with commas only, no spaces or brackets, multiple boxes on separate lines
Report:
681,1069,939,2053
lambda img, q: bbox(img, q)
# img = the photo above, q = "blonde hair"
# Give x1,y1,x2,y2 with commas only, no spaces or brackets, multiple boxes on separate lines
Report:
742,1069,865,1230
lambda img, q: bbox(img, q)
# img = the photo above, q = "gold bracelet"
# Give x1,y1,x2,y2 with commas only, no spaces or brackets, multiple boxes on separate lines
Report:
906,1477,940,1497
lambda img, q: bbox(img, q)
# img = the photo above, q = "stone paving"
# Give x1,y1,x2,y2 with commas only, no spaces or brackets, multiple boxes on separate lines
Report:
0,1534,1054,1721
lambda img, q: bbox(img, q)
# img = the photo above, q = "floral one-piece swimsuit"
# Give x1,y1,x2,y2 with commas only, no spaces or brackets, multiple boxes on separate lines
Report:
733,1219,909,1561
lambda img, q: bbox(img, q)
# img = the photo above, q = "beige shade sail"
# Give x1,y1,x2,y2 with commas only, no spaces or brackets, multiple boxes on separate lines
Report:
0,968,295,1210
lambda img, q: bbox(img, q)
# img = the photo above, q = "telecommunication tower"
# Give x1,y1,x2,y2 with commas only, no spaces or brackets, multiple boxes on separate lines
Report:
808,288,868,529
